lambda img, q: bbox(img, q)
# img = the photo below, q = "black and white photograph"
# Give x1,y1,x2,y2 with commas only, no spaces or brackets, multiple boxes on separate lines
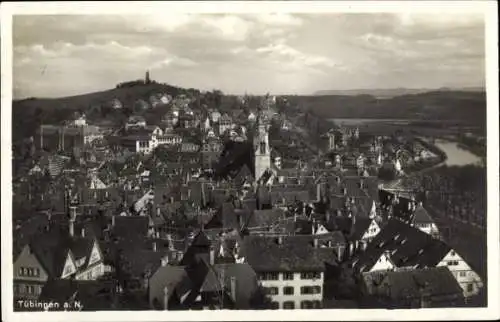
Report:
1,1,499,321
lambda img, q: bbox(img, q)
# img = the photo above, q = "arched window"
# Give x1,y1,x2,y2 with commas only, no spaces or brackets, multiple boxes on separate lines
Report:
260,141,266,154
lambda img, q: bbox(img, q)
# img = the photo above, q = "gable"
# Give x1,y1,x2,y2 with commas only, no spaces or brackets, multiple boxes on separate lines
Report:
315,224,330,235
88,240,103,266
14,245,49,281
61,252,77,278
368,253,394,272
361,220,380,240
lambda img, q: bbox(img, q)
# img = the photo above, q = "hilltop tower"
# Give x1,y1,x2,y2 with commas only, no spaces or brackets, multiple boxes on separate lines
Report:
145,70,151,84
254,113,271,181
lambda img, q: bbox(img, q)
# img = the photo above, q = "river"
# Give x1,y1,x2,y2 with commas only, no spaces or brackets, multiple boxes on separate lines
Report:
433,139,482,167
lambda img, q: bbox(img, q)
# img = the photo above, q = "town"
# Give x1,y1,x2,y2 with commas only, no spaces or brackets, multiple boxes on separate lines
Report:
12,72,486,311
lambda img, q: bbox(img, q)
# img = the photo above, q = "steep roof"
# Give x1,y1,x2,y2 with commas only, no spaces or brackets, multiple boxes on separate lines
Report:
411,205,434,225
39,279,116,310
353,219,451,273
362,267,463,301
241,235,338,272
244,208,285,229
112,215,150,241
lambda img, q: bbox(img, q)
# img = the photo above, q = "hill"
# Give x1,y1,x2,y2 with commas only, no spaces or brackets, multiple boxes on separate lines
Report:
313,87,485,98
12,82,201,143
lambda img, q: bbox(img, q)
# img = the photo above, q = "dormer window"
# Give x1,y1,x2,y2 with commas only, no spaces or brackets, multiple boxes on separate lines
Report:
394,234,400,241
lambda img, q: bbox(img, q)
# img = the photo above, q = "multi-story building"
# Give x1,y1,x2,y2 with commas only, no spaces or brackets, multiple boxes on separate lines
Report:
38,114,103,152
352,219,484,298
241,235,337,309
219,113,233,135
13,205,106,301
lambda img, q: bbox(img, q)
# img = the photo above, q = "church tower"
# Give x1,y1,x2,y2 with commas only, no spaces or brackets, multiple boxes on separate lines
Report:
254,113,271,181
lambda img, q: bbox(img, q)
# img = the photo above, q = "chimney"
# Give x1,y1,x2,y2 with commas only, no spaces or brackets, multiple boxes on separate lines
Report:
337,244,343,262
313,238,319,248
328,240,332,248
153,241,157,252
349,242,354,258
81,228,86,238
163,286,169,310
111,215,116,227
316,184,321,202
343,188,347,196
157,207,161,217
69,206,77,237
69,220,74,237
361,240,368,251
312,219,316,235
230,276,237,303
161,256,169,267
170,196,174,204
277,236,283,245
209,246,215,265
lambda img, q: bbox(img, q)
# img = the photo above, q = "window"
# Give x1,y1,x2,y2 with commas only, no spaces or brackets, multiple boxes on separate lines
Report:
270,302,279,310
283,287,294,295
312,300,322,309
467,284,474,292
264,287,279,295
300,272,320,280
447,261,459,266
283,273,294,280
301,301,313,309
459,271,467,277
450,251,456,256
283,301,295,310
260,272,279,281
300,286,321,295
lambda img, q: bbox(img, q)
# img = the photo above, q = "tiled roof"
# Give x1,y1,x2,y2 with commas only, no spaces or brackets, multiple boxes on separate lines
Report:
361,267,463,301
244,208,285,229
39,279,116,310
241,235,338,272
27,230,72,278
112,215,150,240
353,219,451,273
411,205,434,225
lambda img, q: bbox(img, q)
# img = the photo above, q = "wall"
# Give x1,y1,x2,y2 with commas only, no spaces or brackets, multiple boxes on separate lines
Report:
368,253,394,272
13,245,49,299
361,220,381,242
258,271,324,309
437,250,483,297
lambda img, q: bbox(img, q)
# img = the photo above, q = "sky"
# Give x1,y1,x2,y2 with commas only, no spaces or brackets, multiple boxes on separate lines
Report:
13,13,486,98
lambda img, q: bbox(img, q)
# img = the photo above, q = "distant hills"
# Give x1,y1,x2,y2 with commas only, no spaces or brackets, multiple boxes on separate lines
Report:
313,87,485,98
285,89,487,126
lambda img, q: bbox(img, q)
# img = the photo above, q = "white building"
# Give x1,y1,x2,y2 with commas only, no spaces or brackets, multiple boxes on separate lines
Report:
436,250,484,297
411,204,440,238
242,235,336,309
352,219,483,298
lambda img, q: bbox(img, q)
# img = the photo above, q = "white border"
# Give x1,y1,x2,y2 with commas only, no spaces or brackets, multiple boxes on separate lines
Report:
1,1,499,321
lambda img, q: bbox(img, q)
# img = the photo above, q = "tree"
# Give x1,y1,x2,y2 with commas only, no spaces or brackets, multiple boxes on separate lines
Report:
249,285,274,309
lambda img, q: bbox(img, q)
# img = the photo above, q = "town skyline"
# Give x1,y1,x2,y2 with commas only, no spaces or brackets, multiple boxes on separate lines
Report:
13,12,485,99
